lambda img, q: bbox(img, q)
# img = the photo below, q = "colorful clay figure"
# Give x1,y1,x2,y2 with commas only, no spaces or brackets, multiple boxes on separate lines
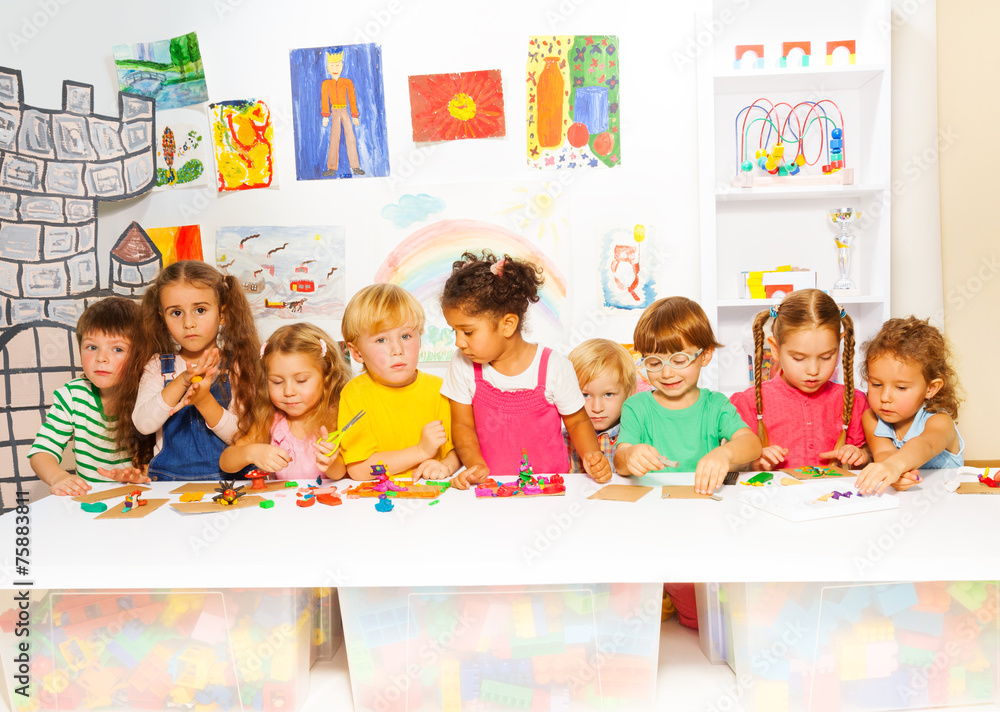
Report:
121,490,148,513
246,469,268,490
475,473,565,499
743,472,774,487
212,479,246,506
375,494,394,512
797,466,843,478
978,469,998,488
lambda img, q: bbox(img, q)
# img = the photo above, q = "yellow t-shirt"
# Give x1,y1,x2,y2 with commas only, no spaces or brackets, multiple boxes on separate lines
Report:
338,370,454,477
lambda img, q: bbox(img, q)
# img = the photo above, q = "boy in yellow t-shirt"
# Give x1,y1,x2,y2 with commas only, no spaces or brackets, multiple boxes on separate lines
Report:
338,284,459,481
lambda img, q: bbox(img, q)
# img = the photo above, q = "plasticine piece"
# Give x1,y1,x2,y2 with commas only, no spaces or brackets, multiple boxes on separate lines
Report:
259,500,275,509
780,478,803,486
429,500,440,506
296,497,315,508
375,494,394,512
316,493,342,506
80,502,108,513
285,481,298,487
179,492,205,502
744,472,774,486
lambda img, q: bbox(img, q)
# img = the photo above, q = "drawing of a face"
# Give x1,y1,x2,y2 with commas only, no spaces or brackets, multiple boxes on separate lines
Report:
327,59,344,79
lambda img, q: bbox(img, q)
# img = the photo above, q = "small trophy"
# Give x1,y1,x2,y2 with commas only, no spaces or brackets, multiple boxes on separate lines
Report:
827,207,861,296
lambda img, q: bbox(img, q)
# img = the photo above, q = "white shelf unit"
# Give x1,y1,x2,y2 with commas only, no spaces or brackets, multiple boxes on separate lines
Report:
696,0,892,396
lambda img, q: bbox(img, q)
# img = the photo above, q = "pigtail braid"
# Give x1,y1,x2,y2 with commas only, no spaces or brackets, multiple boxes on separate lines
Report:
752,309,771,447
836,310,856,450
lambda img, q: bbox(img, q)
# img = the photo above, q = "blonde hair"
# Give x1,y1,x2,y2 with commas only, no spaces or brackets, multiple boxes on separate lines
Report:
342,283,425,343
633,297,723,355
752,289,856,449
568,339,637,397
862,316,962,421
240,323,353,444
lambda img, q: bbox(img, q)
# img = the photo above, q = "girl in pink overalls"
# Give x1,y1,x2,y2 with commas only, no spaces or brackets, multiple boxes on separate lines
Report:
439,250,612,489
220,323,352,482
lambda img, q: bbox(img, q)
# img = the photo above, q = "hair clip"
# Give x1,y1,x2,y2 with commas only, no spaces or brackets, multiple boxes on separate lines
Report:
259,342,268,358
320,340,328,357
842,423,849,430
490,258,506,277
756,414,764,420
769,305,779,318
839,307,847,318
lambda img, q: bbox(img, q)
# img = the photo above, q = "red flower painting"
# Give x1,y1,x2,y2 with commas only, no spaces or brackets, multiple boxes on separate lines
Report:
407,69,506,143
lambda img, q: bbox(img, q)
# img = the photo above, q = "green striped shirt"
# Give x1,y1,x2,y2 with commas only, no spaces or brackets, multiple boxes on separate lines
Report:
28,378,130,482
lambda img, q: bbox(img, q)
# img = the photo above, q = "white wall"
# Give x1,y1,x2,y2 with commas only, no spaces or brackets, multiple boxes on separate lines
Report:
0,0,940,362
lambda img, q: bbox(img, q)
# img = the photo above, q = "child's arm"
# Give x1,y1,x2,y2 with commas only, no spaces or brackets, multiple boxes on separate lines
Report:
413,450,461,482
449,401,490,490
344,420,448,481
29,453,90,496
562,408,611,483
695,427,762,494
220,435,292,474
614,443,669,477
855,410,956,494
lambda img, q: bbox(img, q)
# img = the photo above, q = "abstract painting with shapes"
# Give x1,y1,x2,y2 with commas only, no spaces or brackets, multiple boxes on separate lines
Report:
407,69,505,143
527,35,621,170
209,99,274,192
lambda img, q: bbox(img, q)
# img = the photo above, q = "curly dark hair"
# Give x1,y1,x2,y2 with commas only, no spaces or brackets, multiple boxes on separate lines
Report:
441,250,543,330
862,316,962,420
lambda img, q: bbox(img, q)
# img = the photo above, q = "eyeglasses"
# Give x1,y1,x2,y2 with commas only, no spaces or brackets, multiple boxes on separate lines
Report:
638,349,704,373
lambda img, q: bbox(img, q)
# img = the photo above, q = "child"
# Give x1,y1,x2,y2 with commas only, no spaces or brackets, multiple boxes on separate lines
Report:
614,296,761,493
112,261,260,481
220,323,352,481
28,297,148,495
730,289,870,470
441,251,612,487
855,317,964,495
565,339,636,473
338,283,460,481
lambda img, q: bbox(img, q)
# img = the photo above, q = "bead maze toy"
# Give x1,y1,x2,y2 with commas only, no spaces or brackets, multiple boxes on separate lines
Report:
734,98,852,187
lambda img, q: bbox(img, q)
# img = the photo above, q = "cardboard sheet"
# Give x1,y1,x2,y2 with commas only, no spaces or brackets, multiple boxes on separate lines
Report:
588,484,653,502
170,496,266,514
956,482,1000,495
661,486,718,500
74,485,150,504
95,498,169,520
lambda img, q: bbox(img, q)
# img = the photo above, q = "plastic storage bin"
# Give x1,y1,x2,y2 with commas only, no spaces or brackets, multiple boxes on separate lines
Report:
340,583,661,712
695,582,733,668
724,581,999,712
0,588,319,711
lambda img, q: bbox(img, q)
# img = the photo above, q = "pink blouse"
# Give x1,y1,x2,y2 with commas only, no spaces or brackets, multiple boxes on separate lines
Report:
730,376,869,469
269,413,327,483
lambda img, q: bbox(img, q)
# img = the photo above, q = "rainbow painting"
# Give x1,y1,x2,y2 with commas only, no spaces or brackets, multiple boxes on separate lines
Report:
375,219,569,362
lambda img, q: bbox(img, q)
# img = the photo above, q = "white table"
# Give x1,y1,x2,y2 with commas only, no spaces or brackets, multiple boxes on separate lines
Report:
1,468,994,589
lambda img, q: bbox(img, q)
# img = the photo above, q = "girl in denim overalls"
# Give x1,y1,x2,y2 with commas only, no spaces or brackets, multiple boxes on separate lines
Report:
220,323,352,482
112,261,260,481
439,250,612,489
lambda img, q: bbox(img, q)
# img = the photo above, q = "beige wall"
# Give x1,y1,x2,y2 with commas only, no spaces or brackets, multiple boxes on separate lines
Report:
938,1,1000,458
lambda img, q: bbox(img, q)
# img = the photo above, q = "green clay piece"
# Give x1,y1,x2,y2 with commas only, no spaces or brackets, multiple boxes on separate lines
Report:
284,481,298,488
429,500,440,506
81,502,108,513
259,500,275,509
746,472,773,485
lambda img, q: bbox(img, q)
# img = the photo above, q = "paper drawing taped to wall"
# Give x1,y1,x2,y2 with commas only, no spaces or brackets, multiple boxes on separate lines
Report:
113,31,209,111
0,67,156,511
407,69,506,143
216,226,346,319
598,224,659,310
209,99,275,192
289,43,389,180
154,109,207,191
527,35,621,170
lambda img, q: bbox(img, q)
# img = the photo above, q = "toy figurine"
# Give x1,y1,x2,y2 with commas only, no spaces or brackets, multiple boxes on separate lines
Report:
375,494,394,512
213,479,246,506
121,489,147,513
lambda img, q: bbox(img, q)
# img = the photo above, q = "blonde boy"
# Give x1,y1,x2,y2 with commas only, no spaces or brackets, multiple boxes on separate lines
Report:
565,339,636,473
339,284,460,480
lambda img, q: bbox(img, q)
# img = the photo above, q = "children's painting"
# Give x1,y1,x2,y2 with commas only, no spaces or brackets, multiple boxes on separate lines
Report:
289,44,389,180
216,226,346,320
146,225,203,265
153,109,208,191
113,31,208,110
407,69,505,143
527,35,620,170
598,224,658,310
209,99,275,192
376,183,572,362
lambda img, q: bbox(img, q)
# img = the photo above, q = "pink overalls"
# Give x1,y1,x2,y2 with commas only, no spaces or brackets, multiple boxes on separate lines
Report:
471,347,569,475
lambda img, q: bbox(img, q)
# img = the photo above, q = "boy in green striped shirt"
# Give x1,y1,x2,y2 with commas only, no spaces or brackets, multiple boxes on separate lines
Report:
28,297,149,496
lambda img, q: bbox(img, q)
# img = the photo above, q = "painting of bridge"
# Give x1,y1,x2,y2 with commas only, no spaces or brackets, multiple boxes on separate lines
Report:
113,31,208,110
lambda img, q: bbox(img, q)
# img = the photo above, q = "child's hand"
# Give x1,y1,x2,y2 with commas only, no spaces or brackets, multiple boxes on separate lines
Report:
695,450,731,494
313,427,340,473
452,464,489,490
413,459,450,483
97,466,150,484
582,451,612,483
50,475,91,496
252,444,292,473
820,444,869,468
622,444,666,477
855,461,901,495
754,445,789,470
891,469,922,491
418,420,448,459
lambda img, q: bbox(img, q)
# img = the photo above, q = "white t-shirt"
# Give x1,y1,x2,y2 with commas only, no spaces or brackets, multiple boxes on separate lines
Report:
440,346,585,416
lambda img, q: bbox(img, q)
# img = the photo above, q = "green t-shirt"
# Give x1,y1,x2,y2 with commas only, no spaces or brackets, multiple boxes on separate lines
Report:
618,389,748,471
